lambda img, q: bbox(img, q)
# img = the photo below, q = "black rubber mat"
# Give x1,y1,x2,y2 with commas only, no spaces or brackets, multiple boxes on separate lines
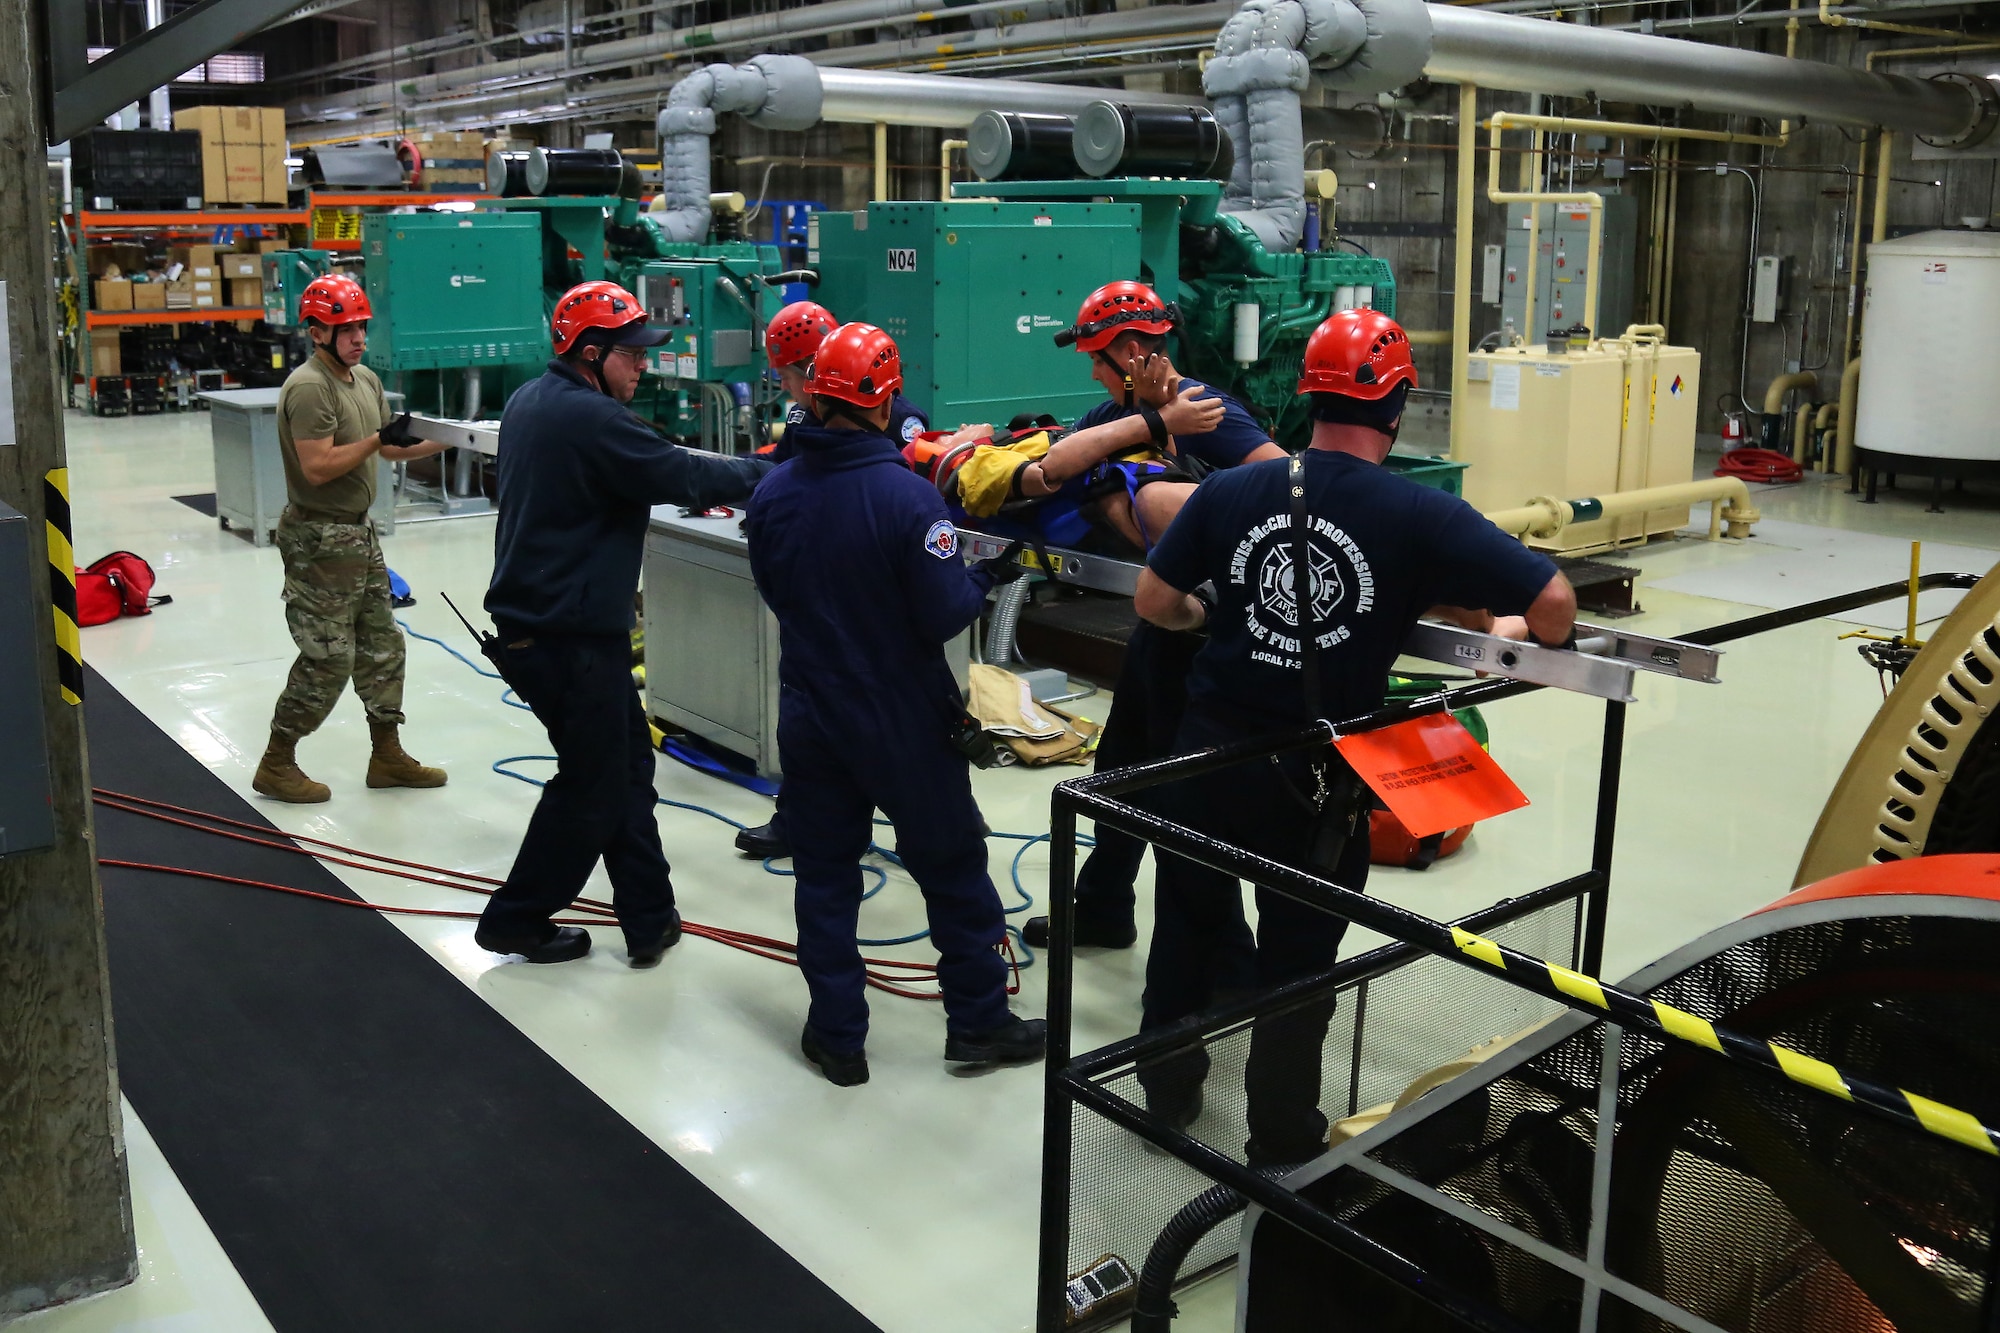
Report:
171,492,217,516
87,668,880,1333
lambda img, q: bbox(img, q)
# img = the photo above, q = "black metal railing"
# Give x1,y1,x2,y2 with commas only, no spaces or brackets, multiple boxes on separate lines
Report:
1036,572,1990,1333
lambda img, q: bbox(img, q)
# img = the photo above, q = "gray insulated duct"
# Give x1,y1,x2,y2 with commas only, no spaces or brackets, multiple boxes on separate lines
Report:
1203,0,1429,252
657,54,823,244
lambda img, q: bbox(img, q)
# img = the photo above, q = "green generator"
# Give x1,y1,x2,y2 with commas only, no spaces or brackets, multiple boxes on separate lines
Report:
621,241,785,445
360,212,548,373
810,199,1142,428
260,249,333,330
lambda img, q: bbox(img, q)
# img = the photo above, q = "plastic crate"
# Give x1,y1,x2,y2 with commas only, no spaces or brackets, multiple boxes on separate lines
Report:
73,130,204,209
1382,451,1467,496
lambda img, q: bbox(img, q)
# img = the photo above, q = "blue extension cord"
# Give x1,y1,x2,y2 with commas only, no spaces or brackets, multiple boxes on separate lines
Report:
400,618,1088,965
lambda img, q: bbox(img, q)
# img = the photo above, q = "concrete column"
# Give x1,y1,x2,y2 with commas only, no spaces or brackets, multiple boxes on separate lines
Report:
0,0,137,1318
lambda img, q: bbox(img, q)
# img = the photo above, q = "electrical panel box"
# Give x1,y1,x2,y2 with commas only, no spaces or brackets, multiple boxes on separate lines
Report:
1458,340,1701,553
1751,255,1785,323
810,199,1143,428
361,212,547,372
0,501,56,859
260,248,333,329
1500,192,1640,344
630,259,761,384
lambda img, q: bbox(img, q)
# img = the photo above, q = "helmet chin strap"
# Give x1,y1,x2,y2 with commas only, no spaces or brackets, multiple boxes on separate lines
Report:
1097,350,1134,408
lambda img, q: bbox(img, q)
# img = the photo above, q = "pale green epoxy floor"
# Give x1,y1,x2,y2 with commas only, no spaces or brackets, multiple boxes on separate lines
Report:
23,409,2000,1333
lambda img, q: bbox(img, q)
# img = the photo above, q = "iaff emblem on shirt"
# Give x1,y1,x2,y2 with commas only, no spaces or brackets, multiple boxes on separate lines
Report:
924,519,959,560
1229,513,1376,662
901,415,924,442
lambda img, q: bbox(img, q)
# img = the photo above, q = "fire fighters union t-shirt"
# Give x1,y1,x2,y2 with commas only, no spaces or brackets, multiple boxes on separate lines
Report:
1147,449,1559,729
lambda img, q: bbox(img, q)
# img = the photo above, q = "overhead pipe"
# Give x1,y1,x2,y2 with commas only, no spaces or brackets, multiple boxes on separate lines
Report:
1418,5,1995,142
655,58,1205,242
1818,0,1963,44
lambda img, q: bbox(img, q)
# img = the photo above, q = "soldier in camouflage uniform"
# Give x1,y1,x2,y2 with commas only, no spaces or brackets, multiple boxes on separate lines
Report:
253,274,454,804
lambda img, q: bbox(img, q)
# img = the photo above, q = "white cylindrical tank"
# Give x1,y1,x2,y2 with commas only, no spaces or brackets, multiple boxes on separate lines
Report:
1855,230,2000,462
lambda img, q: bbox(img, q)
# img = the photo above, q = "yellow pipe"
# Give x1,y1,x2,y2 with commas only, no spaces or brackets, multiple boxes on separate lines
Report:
1450,81,1477,462
1486,476,1762,543
1488,116,1604,340
1491,112,1785,149
1842,132,1869,368
1661,140,1681,335
1835,354,1863,476
1819,0,1963,41
1873,131,1892,243
1868,39,2000,67
1793,399,1816,465
940,137,966,200
1764,369,1817,418
1907,540,1923,644
1406,329,1454,345
874,122,889,201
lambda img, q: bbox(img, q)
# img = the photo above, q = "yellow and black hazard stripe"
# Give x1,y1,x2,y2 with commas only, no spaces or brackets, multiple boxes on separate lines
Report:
44,469,83,705
1447,924,2000,1157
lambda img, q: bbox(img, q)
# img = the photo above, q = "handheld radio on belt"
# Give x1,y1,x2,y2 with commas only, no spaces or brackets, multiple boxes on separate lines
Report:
439,592,520,690
1287,453,1368,871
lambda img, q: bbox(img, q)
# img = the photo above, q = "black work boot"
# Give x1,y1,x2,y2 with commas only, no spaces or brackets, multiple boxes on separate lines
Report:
473,924,591,964
735,819,790,859
1021,914,1137,950
627,910,683,969
801,1026,869,1086
944,1015,1048,1066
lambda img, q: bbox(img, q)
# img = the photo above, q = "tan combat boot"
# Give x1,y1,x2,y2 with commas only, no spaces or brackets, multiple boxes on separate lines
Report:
366,723,448,789
252,733,331,804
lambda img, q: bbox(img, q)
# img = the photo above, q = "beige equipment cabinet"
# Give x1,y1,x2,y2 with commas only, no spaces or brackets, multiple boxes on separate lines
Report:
1456,334,1701,553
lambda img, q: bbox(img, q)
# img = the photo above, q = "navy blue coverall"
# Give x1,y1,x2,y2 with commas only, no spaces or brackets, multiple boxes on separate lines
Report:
746,420,1009,1055
482,359,769,950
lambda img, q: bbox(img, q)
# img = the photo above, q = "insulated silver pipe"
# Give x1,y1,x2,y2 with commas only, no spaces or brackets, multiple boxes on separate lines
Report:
815,67,1202,127
1424,5,1979,139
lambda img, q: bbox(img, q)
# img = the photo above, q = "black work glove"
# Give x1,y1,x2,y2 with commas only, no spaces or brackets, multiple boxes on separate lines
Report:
379,412,419,447
1533,625,1581,651
977,538,1027,585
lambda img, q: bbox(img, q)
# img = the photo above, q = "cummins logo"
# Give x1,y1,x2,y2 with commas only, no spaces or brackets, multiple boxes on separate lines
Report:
449,274,487,287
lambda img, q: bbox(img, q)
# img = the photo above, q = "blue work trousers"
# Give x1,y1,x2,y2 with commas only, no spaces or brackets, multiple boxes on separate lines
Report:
777,688,1010,1054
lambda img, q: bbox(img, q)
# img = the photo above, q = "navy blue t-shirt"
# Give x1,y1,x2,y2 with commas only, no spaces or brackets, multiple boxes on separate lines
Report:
1073,379,1271,472
1147,449,1558,728
775,394,928,463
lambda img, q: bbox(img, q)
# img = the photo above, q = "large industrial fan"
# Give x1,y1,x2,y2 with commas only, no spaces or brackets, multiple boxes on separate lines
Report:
1238,853,2000,1332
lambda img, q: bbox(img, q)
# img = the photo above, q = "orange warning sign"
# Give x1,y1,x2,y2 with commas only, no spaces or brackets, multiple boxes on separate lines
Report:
1334,713,1528,839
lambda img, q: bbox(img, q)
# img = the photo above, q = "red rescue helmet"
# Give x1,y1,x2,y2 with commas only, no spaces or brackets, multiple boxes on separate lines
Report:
1297,309,1417,400
550,279,667,356
808,323,902,408
1057,280,1177,353
765,300,838,369
300,274,371,327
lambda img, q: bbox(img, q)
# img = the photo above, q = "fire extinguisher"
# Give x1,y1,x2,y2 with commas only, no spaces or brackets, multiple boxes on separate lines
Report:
1718,394,1749,449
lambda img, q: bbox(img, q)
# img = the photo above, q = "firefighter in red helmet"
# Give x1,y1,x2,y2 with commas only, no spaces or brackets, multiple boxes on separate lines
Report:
1128,308,1577,1167
761,299,930,465
474,281,771,967
1018,278,1283,953
252,273,453,807
746,323,1046,1085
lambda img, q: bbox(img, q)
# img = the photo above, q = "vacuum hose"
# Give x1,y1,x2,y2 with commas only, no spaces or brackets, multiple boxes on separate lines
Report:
1129,1182,1253,1331
985,577,1031,666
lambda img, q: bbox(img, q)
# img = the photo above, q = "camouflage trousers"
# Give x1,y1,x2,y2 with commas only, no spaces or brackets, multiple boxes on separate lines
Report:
269,508,406,741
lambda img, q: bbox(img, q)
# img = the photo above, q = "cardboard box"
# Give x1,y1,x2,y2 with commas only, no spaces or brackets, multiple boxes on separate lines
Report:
229,277,263,309
165,276,193,310
89,330,121,378
221,143,287,204
132,280,166,311
87,244,145,278
172,243,216,272
221,252,261,279
174,106,284,145
257,239,287,253
95,278,133,311
192,292,218,309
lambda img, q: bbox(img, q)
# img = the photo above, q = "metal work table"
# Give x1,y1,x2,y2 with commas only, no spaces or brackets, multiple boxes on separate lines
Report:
202,387,400,546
